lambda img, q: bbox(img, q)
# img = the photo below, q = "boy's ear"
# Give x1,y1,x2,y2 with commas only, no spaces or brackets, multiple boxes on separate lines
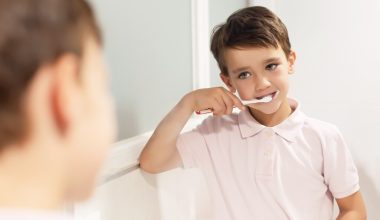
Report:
220,73,236,93
287,50,296,74
51,54,82,135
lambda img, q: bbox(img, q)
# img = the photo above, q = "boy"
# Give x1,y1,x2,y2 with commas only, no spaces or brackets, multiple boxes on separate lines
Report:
140,6,366,220
0,0,116,219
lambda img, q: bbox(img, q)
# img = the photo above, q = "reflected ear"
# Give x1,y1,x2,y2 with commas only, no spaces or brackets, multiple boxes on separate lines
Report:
51,54,81,135
287,50,297,74
220,73,236,93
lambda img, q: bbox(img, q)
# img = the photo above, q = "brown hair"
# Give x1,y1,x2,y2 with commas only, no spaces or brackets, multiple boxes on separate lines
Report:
211,6,291,75
0,0,101,148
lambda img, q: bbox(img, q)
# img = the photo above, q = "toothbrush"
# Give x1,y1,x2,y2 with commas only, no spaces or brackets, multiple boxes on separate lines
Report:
195,91,278,115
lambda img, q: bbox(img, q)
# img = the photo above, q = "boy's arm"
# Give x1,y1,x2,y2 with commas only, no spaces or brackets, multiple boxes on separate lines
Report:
139,88,244,174
139,95,194,173
336,191,366,220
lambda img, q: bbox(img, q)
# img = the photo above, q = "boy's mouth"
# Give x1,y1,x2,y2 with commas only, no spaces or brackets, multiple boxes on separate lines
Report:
255,91,278,100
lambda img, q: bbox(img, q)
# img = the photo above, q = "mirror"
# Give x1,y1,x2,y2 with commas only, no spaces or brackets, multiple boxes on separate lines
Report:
82,0,379,219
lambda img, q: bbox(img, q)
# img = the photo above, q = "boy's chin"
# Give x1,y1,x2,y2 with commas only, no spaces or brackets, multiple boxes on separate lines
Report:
249,102,282,115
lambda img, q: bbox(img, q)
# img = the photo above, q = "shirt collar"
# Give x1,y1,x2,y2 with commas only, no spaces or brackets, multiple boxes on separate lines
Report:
238,98,306,142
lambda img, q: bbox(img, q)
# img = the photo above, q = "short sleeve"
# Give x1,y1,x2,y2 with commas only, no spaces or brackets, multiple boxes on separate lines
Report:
323,126,360,199
176,127,207,169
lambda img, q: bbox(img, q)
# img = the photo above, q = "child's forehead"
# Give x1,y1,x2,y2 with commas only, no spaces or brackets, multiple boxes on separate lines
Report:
224,46,285,66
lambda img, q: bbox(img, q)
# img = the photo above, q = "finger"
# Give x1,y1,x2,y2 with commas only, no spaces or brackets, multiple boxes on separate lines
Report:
225,91,245,111
212,97,225,116
220,93,234,114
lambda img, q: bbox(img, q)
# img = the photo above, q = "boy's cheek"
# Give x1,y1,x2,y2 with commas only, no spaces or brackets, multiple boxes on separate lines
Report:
237,88,256,100
271,75,289,90
232,80,254,96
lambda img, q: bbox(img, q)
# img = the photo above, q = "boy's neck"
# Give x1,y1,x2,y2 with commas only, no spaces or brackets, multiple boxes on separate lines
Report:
248,98,293,127
0,143,66,211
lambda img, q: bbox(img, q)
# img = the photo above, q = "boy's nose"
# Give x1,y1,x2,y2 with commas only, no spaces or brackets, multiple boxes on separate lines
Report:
255,76,271,91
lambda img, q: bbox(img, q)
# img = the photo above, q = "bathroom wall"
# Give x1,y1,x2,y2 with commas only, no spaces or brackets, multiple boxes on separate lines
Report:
90,0,193,140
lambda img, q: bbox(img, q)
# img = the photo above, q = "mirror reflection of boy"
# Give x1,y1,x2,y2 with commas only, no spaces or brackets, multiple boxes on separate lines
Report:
0,0,116,219
140,6,366,220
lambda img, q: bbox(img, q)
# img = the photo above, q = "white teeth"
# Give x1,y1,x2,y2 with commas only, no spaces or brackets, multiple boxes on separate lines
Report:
262,94,272,99
239,91,279,105
242,94,272,105
256,95,272,103
257,93,273,100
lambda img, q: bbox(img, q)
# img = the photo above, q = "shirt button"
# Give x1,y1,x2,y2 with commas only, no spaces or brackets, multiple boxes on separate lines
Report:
264,150,272,157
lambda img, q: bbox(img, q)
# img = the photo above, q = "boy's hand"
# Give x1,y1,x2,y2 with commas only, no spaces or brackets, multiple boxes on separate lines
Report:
183,87,246,116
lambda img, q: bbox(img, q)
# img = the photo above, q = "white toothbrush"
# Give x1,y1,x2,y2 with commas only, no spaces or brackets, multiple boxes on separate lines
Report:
195,91,279,115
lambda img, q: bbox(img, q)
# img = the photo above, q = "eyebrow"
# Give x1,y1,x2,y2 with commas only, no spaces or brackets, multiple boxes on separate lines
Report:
230,57,281,74
263,57,281,64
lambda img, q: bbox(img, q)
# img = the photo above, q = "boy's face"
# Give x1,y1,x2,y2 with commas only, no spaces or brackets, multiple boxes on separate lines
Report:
221,46,295,115
65,36,117,200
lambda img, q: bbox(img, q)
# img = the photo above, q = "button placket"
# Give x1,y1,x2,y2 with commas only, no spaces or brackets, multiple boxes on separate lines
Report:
256,128,276,177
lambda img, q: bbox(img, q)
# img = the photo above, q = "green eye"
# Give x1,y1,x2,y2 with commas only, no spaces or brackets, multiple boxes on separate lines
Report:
238,71,251,79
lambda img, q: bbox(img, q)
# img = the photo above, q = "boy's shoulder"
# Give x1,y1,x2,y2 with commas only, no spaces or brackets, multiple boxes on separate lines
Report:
303,115,342,139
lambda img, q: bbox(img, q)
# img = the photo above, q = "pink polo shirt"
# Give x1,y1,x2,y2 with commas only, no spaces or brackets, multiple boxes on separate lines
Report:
177,99,359,220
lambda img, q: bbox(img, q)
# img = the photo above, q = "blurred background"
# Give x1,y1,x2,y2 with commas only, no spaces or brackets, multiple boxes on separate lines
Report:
77,0,379,219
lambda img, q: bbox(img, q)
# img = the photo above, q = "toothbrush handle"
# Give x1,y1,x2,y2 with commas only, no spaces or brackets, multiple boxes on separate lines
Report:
196,106,238,115
195,109,213,115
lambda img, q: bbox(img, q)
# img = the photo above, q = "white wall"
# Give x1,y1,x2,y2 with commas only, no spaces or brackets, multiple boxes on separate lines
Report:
273,0,380,218
90,0,193,140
